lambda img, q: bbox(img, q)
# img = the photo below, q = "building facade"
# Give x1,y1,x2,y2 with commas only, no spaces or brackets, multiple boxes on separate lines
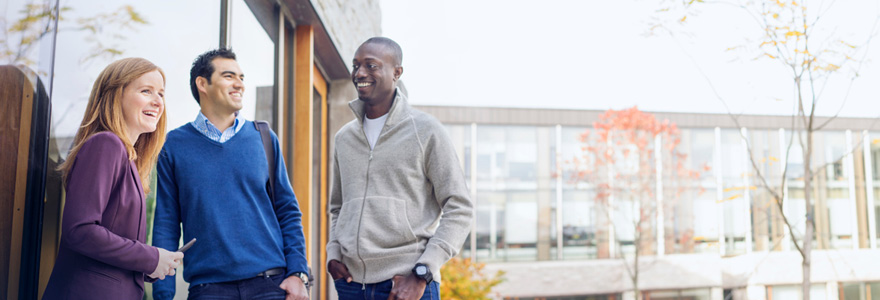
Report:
1,0,379,299
416,105,880,300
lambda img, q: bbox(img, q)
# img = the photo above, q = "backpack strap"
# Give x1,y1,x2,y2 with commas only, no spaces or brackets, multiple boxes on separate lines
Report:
253,120,276,208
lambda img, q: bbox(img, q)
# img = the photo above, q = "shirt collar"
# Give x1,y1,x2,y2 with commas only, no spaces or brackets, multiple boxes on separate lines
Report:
193,111,242,133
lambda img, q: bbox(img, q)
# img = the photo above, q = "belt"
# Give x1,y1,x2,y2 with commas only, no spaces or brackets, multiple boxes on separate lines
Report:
257,268,285,278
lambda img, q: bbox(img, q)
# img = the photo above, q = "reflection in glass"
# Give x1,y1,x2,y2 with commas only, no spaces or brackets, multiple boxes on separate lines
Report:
2,0,59,298
48,1,221,296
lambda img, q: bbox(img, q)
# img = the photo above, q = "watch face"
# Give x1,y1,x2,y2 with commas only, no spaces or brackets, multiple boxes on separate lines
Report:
416,265,427,275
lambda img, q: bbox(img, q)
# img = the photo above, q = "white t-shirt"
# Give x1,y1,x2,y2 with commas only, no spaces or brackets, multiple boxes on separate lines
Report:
363,113,388,150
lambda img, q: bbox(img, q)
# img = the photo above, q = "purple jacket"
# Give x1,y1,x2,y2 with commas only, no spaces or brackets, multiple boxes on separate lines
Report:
43,132,159,300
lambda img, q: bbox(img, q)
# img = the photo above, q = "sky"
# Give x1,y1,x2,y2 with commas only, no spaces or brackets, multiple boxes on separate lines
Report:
9,0,880,143
379,0,880,118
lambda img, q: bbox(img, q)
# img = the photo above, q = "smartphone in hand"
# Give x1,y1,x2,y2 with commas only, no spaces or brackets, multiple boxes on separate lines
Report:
178,238,197,253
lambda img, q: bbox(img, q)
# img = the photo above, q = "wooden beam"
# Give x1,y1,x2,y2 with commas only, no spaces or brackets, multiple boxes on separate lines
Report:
293,25,315,264
314,62,329,300
313,64,327,97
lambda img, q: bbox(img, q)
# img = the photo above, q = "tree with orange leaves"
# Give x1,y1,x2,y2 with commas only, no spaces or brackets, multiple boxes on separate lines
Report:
566,106,703,300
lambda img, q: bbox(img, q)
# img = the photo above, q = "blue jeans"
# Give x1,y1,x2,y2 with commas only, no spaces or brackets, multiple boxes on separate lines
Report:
187,274,287,300
334,278,439,300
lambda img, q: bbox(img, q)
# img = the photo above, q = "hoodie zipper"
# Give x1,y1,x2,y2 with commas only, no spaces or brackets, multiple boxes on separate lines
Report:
355,129,375,290
354,100,395,290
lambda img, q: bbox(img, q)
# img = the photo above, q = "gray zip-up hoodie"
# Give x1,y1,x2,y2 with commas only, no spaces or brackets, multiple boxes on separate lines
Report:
326,89,473,284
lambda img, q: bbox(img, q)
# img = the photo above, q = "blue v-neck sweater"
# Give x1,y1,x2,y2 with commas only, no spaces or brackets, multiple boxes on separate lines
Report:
151,121,307,300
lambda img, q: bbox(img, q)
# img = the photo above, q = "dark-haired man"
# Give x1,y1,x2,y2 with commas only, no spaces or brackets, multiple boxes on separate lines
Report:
152,48,309,300
326,37,473,300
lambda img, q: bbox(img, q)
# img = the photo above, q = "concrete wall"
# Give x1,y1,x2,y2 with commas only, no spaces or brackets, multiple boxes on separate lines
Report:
312,0,382,68
311,0,383,149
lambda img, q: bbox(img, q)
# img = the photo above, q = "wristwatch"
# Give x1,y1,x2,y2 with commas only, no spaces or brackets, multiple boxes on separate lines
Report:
412,263,433,283
292,272,310,289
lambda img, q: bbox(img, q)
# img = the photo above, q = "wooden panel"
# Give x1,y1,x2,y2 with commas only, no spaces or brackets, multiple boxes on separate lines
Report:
293,25,315,264
0,65,34,300
313,64,327,98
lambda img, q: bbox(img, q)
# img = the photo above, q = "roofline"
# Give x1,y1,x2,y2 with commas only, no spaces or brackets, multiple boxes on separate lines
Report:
413,105,880,131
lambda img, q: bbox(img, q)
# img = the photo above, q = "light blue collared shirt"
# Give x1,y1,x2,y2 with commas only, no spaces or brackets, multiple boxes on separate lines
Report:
191,111,245,143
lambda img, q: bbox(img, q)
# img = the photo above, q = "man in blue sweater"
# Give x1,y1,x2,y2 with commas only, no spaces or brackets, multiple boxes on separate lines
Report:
152,48,309,300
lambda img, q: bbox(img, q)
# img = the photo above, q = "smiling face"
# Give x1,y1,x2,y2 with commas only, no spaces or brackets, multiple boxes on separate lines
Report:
121,69,165,143
351,42,402,106
199,57,244,115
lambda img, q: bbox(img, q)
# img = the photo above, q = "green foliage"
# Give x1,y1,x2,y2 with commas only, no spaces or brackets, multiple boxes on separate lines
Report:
146,166,157,245
440,257,505,300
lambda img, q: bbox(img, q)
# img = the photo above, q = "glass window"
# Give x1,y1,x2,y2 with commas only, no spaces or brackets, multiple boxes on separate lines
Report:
230,0,275,123
443,124,473,256
647,288,712,300
52,1,221,156
782,130,807,249
560,126,592,188
561,189,598,259
475,191,502,261
784,130,806,180
687,129,716,181
3,0,59,297
560,127,599,259
720,129,748,255
769,284,827,300
49,1,222,295
668,129,718,254
747,129,785,252
871,282,880,300
787,196,807,245
504,191,538,261
475,126,541,261
691,189,720,253
870,133,880,248
559,126,660,259
818,131,854,249
444,124,472,186
840,282,861,300
822,131,849,183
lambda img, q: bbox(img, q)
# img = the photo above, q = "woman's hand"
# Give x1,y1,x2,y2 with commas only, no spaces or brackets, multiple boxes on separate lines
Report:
149,248,183,280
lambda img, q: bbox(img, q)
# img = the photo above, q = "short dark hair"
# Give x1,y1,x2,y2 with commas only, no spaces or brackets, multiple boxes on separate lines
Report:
362,37,403,66
190,48,237,104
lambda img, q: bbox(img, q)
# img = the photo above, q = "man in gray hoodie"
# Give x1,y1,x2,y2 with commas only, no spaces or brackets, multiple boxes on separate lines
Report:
326,37,473,300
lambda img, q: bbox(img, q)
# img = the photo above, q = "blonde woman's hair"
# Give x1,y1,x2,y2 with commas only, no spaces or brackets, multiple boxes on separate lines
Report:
59,57,167,194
